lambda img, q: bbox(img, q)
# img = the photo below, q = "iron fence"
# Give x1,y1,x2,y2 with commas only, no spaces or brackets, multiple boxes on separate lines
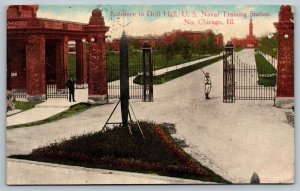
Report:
107,51,143,99
234,52,277,100
46,84,68,99
11,89,26,98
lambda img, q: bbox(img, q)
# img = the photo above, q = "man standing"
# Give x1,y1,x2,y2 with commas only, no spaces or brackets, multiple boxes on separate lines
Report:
67,77,76,102
204,72,212,99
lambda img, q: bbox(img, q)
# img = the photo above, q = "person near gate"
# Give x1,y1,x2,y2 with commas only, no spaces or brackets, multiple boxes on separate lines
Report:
204,72,212,99
67,76,76,102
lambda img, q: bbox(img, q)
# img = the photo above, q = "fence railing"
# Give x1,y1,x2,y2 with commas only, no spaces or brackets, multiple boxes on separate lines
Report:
46,84,68,99
234,53,276,100
107,52,143,99
11,84,69,100
11,89,26,98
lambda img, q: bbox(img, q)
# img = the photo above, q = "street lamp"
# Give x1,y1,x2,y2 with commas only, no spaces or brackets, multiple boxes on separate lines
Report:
267,33,274,39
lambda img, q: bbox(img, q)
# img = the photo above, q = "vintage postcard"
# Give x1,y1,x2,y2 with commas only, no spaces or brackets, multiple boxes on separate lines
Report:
6,4,294,184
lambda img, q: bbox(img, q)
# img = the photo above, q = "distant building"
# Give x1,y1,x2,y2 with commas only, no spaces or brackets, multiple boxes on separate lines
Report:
106,35,163,51
163,29,224,48
106,30,224,51
231,17,259,48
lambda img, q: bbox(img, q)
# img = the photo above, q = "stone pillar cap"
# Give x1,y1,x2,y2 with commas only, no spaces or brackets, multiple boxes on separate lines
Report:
89,8,105,25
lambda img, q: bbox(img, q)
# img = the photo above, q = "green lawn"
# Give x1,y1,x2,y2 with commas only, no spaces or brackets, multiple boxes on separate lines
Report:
255,53,277,87
9,121,230,183
106,51,212,82
14,101,42,111
152,52,210,71
69,52,214,82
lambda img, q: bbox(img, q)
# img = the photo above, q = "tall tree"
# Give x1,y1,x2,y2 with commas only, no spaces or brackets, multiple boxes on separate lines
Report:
256,32,278,57
206,33,218,54
164,43,175,61
198,37,208,55
174,36,193,60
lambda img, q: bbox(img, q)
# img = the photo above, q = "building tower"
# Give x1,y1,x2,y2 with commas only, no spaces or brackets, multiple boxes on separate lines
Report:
231,16,259,48
249,17,253,37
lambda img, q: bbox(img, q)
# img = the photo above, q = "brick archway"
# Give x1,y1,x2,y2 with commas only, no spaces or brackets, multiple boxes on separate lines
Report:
7,5,109,103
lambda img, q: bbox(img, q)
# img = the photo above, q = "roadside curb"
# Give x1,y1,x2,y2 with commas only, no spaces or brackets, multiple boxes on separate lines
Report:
7,158,215,185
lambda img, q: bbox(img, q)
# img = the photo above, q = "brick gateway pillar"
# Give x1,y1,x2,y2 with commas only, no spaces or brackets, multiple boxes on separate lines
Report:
75,40,87,88
85,8,109,104
7,5,110,102
55,37,69,89
26,34,46,101
274,5,294,107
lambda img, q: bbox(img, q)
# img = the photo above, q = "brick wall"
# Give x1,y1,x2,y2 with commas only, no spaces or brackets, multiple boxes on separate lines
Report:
274,5,294,97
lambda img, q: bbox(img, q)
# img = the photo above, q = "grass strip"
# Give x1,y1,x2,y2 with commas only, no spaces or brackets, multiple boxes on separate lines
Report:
7,102,93,129
255,53,277,87
134,55,223,84
106,53,213,82
152,53,211,71
14,101,42,111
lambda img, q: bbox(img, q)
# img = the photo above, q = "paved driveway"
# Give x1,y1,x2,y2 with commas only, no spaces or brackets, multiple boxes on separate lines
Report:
7,49,294,184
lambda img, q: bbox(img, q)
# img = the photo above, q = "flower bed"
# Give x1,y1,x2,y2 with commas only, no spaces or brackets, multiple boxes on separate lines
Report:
9,122,230,183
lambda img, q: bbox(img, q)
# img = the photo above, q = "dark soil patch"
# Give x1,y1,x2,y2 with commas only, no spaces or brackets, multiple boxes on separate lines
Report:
286,112,294,128
9,121,230,184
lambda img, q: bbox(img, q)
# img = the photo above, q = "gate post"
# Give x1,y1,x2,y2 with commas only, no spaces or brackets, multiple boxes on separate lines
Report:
142,42,153,102
56,36,69,90
26,34,46,101
274,5,294,108
84,8,109,104
75,40,87,88
223,42,234,103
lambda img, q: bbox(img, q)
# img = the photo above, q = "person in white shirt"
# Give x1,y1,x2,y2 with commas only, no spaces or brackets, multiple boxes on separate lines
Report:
204,72,212,99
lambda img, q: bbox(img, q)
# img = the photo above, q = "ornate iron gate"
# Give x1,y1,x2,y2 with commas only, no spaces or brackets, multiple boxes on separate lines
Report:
45,67,68,99
107,51,143,99
234,51,277,100
223,45,277,102
107,43,154,101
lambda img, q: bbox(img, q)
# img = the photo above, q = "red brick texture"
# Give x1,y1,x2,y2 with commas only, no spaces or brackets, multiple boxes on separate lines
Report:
76,41,87,87
7,40,26,90
85,8,109,101
26,34,46,98
274,5,294,98
88,34,108,96
7,6,109,101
